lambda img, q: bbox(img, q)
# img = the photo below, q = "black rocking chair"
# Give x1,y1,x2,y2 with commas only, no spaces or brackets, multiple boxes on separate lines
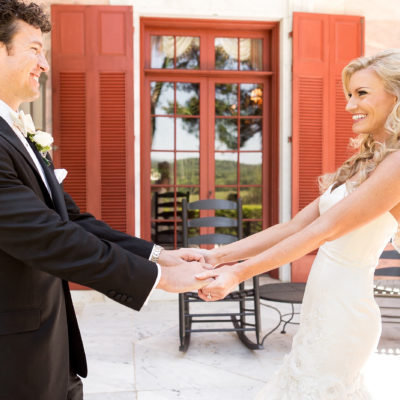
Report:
179,198,263,352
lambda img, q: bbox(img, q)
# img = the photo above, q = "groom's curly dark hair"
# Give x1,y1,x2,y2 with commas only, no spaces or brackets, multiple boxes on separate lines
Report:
0,0,51,51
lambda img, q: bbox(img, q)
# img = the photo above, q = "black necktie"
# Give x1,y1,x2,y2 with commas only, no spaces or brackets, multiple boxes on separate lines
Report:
26,138,69,221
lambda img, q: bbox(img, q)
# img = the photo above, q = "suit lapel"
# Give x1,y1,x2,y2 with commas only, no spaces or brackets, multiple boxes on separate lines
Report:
26,139,69,221
0,117,69,220
0,117,42,177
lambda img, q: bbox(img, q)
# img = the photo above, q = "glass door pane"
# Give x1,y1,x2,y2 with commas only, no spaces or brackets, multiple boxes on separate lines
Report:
214,81,264,236
150,81,200,248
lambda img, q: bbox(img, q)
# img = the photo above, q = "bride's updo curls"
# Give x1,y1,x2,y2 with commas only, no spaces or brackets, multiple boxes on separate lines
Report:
319,49,400,193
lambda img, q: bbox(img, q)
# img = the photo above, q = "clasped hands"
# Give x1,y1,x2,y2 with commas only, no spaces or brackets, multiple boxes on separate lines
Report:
156,248,238,301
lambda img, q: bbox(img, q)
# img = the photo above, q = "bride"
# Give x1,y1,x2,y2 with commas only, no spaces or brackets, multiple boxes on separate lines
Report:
196,49,400,399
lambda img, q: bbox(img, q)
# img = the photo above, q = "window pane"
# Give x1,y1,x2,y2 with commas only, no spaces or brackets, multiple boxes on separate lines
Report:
240,119,262,150
240,153,262,185
151,36,174,69
215,152,237,185
240,38,263,71
215,186,237,202
177,118,199,150
240,83,263,116
215,38,238,70
215,83,238,116
176,82,199,115
240,187,262,218
176,152,199,185
151,117,174,150
176,37,200,69
215,119,237,150
151,152,174,185
151,81,174,115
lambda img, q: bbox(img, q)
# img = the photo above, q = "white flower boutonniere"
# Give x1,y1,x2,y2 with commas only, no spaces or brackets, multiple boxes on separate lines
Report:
13,111,54,165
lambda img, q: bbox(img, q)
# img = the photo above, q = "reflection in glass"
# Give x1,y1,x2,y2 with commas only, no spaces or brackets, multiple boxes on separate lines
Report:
151,36,174,69
176,37,200,69
176,152,199,185
215,186,237,202
240,83,263,116
151,186,176,219
215,38,238,70
239,39,263,71
151,222,175,250
240,187,262,218
243,220,262,236
215,119,237,150
151,117,174,150
176,82,199,115
151,152,174,185
151,187,178,248
215,152,237,185
239,153,262,185
151,187,199,248
150,81,174,115
240,119,262,150
177,118,199,150
215,83,238,116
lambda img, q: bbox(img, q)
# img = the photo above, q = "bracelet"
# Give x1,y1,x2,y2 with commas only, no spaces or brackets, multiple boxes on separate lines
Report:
150,244,164,263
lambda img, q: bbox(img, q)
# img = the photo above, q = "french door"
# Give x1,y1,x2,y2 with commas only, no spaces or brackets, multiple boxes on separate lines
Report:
141,19,279,248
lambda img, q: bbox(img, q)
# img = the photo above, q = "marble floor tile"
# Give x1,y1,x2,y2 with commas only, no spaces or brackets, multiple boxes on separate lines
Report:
134,339,264,392
85,392,136,400
82,358,135,393
74,293,400,399
137,386,257,400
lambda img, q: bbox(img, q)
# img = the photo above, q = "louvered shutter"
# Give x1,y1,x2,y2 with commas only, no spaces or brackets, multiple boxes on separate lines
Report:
52,5,134,234
291,13,364,282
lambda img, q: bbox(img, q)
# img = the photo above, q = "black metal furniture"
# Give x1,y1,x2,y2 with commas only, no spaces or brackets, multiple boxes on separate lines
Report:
374,249,400,324
257,249,400,345
258,282,306,344
153,191,189,248
179,198,263,352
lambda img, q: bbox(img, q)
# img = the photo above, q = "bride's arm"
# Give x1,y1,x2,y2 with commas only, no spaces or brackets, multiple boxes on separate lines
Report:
198,151,400,300
205,196,321,265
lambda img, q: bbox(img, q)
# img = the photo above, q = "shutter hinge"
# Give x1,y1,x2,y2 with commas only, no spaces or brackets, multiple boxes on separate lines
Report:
288,136,293,143
288,31,293,38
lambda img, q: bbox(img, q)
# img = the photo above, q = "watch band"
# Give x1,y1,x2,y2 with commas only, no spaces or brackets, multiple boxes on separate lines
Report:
150,244,164,263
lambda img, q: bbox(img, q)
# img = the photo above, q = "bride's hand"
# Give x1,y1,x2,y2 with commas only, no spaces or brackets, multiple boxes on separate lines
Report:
195,264,239,301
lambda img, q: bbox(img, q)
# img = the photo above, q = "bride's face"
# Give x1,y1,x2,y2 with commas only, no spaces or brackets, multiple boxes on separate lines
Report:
345,68,397,141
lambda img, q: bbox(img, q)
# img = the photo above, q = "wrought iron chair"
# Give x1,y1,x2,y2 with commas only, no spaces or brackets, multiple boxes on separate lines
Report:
179,198,263,352
374,249,400,324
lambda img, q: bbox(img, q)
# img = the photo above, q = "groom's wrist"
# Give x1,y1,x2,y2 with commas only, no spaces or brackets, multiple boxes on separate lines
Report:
149,244,164,263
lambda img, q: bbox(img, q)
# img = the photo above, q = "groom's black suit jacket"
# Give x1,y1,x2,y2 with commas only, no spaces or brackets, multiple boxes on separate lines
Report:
0,117,159,400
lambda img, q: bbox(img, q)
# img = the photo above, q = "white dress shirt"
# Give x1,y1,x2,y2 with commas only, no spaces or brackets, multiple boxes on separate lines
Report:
0,99,52,195
0,99,160,304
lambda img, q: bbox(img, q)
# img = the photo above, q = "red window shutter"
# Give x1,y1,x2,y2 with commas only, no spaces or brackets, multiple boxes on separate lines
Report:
292,12,364,282
52,5,134,234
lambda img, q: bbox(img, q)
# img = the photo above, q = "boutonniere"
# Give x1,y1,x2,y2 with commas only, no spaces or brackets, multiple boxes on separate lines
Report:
13,111,54,166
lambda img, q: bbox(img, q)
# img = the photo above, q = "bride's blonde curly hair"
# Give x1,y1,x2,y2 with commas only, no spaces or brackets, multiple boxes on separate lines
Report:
319,49,400,193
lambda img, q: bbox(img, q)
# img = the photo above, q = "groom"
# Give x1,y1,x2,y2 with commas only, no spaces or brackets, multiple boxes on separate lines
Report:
0,1,210,399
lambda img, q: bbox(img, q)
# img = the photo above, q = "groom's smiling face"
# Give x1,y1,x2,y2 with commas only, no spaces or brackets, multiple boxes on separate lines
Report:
0,19,49,110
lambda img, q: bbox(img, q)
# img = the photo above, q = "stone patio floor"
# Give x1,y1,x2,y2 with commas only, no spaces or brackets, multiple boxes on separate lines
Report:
72,280,400,400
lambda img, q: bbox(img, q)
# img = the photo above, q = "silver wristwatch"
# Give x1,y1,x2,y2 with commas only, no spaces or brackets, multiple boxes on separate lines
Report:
150,244,164,263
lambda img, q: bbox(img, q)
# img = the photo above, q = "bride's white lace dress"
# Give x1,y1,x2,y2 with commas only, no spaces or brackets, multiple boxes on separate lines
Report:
256,183,398,399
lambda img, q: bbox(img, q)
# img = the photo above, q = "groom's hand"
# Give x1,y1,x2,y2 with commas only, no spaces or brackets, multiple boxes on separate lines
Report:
158,248,209,267
156,262,214,293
